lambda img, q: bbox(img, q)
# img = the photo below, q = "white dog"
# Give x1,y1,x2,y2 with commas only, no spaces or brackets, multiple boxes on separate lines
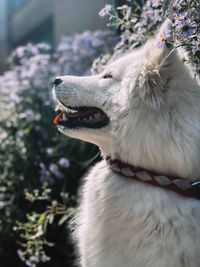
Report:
53,20,200,267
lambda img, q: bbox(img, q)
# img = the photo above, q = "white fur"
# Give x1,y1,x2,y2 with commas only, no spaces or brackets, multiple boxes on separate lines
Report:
53,20,200,266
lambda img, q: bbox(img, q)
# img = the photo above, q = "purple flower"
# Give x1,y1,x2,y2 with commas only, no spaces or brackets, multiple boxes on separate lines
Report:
58,158,70,168
29,256,39,264
46,148,54,155
99,4,113,17
39,164,53,184
154,9,163,22
190,40,200,53
150,0,164,8
41,254,51,262
173,13,187,27
168,0,179,15
49,164,64,179
176,19,197,39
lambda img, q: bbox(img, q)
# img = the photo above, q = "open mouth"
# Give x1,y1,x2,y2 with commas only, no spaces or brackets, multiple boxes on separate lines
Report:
54,101,109,129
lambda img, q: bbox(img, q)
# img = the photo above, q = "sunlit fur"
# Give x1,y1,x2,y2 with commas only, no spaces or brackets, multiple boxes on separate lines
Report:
53,20,200,267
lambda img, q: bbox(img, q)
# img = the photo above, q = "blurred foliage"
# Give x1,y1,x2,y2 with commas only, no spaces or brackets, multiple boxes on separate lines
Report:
0,31,117,267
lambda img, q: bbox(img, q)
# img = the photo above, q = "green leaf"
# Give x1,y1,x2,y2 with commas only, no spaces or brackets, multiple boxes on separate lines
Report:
163,0,171,15
38,213,46,225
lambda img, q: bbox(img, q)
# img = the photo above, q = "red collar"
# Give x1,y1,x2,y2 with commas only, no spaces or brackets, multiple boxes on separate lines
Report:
106,156,200,199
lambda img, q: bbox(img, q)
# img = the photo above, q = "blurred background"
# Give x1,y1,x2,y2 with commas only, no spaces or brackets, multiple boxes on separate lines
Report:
0,0,119,72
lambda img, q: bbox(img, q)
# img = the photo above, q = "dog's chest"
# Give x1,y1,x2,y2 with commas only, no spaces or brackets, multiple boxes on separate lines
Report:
77,160,200,267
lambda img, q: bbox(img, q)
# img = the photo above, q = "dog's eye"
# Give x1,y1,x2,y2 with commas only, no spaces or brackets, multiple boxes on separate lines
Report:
102,73,113,79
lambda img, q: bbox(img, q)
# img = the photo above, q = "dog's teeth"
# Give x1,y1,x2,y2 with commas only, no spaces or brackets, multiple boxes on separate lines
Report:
95,112,101,119
62,113,67,121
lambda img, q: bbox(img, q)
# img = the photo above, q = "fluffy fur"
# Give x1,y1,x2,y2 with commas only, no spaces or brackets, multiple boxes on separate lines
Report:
53,20,200,267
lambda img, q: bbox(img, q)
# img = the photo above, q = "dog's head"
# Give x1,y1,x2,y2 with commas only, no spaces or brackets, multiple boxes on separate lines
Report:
53,20,200,179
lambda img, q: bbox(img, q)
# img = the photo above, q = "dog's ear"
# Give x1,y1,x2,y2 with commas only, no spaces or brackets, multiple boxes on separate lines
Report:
155,19,174,58
144,19,174,72
136,19,177,109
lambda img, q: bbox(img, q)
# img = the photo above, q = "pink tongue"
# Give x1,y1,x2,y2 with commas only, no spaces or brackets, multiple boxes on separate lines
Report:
53,112,63,125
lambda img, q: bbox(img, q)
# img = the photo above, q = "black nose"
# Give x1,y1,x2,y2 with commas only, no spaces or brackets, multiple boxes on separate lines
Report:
53,78,63,86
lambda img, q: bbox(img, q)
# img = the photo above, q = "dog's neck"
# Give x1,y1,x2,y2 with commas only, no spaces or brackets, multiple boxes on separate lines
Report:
106,156,200,200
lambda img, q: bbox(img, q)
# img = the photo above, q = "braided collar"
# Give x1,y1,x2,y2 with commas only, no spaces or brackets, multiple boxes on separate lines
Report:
106,156,200,199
